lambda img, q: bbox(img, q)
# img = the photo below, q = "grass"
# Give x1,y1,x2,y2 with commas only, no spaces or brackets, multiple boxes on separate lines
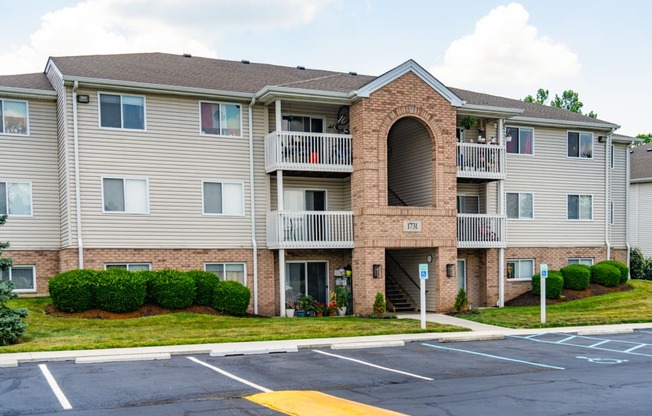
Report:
0,298,465,353
460,280,652,328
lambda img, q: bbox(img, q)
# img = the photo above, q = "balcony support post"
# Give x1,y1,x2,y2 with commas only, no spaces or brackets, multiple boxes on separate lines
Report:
275,99,282,133
279,249,286,317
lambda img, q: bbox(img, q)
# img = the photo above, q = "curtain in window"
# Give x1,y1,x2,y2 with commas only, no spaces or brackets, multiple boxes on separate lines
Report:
579,195,592,219
8,182,31,215
4,101,27,134
222,183,243,215
122,96,144,129
520,129,532,154
520,194,533,218
506,127,517,153
225,264,245,285
125,179,148,213
10,267,34,290
222,104,241,136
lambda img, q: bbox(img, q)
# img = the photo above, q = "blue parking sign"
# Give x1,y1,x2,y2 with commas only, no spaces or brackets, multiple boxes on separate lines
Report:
419,264,429,280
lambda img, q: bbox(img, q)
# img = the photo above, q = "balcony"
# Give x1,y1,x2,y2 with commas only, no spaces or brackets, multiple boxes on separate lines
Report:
457,142,506,180
265,131,352,173
267,211,354,249
457,214,506,248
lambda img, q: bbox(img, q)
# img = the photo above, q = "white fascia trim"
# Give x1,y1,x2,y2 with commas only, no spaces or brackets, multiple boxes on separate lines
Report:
255,86,354,105
352,59,464,107
0,86,57,99
509,115,619,130
631,177,652,184
612,136,641,144
458,104,524,117
63,76,253,100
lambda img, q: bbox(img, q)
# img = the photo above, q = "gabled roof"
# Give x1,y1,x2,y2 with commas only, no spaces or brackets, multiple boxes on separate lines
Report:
0,73,56,98
631,142,652,182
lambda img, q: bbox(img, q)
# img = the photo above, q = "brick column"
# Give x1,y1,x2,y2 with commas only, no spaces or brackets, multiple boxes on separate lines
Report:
352,246,385,315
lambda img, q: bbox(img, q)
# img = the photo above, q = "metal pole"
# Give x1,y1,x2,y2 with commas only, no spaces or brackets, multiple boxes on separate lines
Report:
420,278,426,329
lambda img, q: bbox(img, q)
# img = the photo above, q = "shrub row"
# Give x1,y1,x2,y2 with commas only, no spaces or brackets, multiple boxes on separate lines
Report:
48,269,250,316
531,260,628,299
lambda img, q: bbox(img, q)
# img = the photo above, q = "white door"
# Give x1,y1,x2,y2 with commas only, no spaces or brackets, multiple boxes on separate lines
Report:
457,259,467,291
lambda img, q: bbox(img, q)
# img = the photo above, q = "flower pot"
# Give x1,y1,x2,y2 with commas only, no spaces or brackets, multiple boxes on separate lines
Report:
316,312,323,317
337,306,347,316
345,270,352,277
295,310,306,318
285,308,295,318
329,311,336,316
307,310,316,317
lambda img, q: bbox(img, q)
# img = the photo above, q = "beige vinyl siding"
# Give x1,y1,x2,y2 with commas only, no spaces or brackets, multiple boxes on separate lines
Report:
251,104,269,244
1,98,60,249
269,176,351,211
609,143,628,248
74,89,254,248
504,125,606,247
267,102,343,133
386,249,436,311
630,182,652,257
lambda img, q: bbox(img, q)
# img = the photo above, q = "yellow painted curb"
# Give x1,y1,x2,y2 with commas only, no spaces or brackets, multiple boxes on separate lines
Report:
245,390,407,416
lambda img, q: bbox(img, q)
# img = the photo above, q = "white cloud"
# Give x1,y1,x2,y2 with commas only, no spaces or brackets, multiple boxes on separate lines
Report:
0,0,336,75
431,3,581,89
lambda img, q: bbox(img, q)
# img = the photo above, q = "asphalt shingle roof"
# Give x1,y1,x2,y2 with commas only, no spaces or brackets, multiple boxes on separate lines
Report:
0,73,54,92
631,142,652,181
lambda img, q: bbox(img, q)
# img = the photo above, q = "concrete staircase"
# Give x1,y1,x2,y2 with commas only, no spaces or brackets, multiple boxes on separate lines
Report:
386,274,416,312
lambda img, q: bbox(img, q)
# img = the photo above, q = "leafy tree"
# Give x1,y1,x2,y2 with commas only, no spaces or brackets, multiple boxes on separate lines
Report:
524,88,549,105
636,133,652,144
524,88,597,118
0,280,28,345
0,215,12,272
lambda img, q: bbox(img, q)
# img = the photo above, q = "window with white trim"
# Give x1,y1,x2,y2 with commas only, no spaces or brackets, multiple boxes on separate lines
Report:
205,262,246,285
282,115,324,133
567,131,593,158
456,195,479,214
567,194,592,220
1,266,35,292
105,263,152,271
506,259,534,280
505,127,533,155
0,181,32,216
1,99,28,135
200,102,242,136
202,181,244,215
506,192,533,219
568,258,594,266
99,93,145,130
102,178,149,213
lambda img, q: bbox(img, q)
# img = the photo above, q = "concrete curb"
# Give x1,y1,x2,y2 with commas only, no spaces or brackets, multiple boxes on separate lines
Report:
331,340,405,350
210,345,298,357
439,334,505,343
75,353,171,364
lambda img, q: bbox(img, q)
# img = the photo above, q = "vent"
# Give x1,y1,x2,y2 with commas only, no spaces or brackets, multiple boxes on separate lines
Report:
297,66,305,70
349,71,357,76
182,53,192,58
241,60,250,64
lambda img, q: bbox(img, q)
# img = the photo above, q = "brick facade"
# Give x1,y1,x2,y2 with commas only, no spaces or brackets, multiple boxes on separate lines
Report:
4,250,60,295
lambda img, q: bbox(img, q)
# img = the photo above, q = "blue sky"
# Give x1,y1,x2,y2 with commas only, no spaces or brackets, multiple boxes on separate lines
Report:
2,0,650,136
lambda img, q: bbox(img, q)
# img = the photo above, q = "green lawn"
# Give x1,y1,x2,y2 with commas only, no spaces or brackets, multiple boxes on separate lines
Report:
460,280,652,328
0,298,465,353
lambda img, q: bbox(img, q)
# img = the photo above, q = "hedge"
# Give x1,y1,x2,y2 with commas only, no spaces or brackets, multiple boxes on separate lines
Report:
150,270,196,309
531,270,564,299
133,270,157,304
596,260,629,284
590,263,621,287
186,270,222,306
560,264,591,291
212,280,250,316
95,269,147,313
48,269,99,312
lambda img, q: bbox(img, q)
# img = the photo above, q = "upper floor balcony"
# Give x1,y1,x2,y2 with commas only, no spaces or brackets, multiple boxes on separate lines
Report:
457,142,506,180
265,131,352,173
458,214,506,248
266,210,354,250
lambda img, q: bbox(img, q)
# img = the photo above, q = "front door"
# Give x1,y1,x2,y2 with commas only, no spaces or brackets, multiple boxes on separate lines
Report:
286,261,328,304
457,259,467,291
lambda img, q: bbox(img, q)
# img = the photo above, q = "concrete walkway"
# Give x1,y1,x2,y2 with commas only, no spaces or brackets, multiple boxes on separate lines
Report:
396,312,505,331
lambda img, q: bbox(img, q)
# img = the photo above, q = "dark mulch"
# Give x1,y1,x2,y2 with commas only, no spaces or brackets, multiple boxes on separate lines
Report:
505,283,632,307
43,304,268,320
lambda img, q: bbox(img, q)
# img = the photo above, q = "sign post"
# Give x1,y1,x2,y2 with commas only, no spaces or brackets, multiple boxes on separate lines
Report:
419,264,429,329
540,263,548,324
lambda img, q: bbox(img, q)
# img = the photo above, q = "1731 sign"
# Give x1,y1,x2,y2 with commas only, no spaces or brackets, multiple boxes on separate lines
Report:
403,220,422,232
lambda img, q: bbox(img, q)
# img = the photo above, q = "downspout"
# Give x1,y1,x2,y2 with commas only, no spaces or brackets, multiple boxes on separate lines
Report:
605,132,613,260
626,139,635,277
248,97,258,315
72,81,84,268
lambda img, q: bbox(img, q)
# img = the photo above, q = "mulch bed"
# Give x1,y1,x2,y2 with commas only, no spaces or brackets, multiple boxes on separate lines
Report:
505,283,632,307
45,304,227,319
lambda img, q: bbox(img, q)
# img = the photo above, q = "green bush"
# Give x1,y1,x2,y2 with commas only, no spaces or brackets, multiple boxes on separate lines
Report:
373,292,386,317
186,270,221,306
213,280,250,316
151,270,196,309
590,263,621,287
133,270,157,304
0,280,28,346
454,288,469,313
630,248,649,280
531,271,564,299
95,269,147,313
596,260,629,284
48,269,98,312
560,264,591,290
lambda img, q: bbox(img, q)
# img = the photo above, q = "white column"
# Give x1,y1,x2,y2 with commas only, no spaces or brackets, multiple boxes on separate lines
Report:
497,165,505,307
279,249,286,317
498,118,504,145
275,99,282,132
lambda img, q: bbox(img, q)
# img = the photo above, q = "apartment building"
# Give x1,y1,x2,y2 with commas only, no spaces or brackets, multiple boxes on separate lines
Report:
629,142,652,257
0,53,631,315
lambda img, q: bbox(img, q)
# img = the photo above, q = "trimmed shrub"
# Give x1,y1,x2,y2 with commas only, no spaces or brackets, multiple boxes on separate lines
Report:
373,292,386,317
560,264,591,290
590,263,620,287
133,270,157,304
48,269,98,312
186,270,221,306
596,260,629,284
213,280,250,316
454,288,469,313
531,271,564,299
0,280,28,346
630,248,649,280
151,270,196,309
95,269,147,313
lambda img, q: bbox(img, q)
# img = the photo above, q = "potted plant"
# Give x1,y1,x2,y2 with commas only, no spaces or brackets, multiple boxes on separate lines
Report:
298,295,317,317
285,289,297,318
460,116,475,131
333,285,351,316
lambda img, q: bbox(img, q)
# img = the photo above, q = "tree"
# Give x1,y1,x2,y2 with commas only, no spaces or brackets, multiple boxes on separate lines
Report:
636,133,652,144
524,89,597,118
0,215,12,272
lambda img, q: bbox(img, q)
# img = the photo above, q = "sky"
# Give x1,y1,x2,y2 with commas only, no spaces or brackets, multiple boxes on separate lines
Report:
1,0,650,136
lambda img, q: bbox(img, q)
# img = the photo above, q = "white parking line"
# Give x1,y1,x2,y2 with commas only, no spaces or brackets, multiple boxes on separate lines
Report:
187,357,272,393
38,364,72,410
556,335,577,344
510,334,652,358
589,340,610,348
421,343,565,370
312,350,434,381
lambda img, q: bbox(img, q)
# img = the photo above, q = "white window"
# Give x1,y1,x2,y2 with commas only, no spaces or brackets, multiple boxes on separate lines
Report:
282,115,324,133
567,194,592,220
506,259,535,280
1,266,35,292
105,263,152,271
202,181,244,215
205,262,246,285
99,93,145,130
102,178,149,213
505,127,533,155
0,99,29,135
506,192,533,219
567,131,593,158
457,195,479,214
568,258,594,266
0,181,32,216
200,102,242,137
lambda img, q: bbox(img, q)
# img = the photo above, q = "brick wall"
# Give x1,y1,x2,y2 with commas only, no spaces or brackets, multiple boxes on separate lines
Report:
4,250,59,295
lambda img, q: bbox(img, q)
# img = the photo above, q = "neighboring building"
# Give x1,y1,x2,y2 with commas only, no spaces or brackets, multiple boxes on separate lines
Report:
0,53,632,314
629,141,652,258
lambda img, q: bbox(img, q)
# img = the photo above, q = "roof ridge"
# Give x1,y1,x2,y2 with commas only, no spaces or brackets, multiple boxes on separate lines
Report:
276,73,349,87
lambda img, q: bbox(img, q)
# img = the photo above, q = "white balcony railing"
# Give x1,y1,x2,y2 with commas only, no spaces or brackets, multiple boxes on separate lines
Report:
457,142,506,180
265,131,352,173
457,214,506,248
267,211,354,249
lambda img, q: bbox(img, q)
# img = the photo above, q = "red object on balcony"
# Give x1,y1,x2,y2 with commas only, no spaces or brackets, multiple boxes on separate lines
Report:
309,152,319,163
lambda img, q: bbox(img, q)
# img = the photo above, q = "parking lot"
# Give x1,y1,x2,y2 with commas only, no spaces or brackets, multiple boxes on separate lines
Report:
3,330,652,415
